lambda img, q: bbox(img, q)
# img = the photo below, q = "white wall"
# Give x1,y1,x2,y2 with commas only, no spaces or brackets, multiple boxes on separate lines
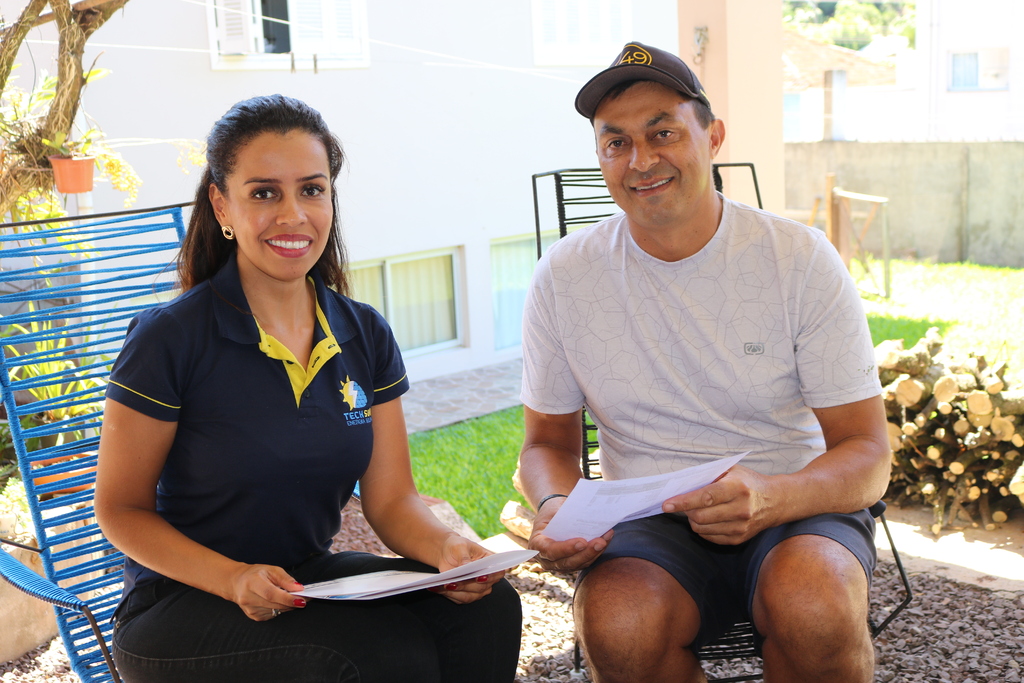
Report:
4,0,678,382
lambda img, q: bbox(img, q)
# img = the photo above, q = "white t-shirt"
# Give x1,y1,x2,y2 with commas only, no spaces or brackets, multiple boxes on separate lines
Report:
520,197,881,480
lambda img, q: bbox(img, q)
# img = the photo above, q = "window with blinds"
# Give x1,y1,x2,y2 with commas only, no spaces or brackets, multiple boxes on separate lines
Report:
531,0,632,66
208,0,369,70
491,233,558,350
349,250,461,355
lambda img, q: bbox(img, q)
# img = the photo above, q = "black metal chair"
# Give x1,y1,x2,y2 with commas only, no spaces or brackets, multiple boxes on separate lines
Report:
530,167,912,682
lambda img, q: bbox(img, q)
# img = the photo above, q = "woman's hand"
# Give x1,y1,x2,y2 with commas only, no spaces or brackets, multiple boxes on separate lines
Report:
225,563,308,621
427,535,504,604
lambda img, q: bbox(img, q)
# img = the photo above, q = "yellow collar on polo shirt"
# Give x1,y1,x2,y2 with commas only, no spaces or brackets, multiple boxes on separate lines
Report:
254,284,341,407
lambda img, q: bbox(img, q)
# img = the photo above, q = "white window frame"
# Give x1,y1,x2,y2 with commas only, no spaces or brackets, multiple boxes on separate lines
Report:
531,0,633,67
206,0,370,71
349,248,463,358
948,48,1010,92
490,232,559,351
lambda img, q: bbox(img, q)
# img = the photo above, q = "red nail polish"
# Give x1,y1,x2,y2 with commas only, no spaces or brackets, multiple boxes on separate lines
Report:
445,583,459,591
293,598,307,607
475,575,489,583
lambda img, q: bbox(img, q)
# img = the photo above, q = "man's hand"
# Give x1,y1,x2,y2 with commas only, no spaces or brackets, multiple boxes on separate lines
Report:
663,465,780,545
528,497,614,572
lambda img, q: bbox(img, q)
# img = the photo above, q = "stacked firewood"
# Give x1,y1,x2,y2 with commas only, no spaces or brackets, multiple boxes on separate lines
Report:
879,328,1024,535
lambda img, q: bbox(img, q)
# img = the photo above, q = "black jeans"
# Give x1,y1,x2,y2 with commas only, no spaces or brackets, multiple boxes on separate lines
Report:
112,552,523,683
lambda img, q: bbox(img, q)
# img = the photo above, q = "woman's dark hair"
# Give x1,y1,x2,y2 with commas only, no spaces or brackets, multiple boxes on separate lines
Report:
178,94,349,294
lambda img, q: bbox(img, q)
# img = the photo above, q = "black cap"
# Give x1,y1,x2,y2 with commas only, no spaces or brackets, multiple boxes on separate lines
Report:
575,41,711,119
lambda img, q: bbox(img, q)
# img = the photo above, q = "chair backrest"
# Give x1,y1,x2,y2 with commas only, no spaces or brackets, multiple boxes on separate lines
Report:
0,204,188,682
531,162,763,259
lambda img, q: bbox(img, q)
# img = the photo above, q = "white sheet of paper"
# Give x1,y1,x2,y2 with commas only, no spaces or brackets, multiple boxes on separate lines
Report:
293,549,538,600
541,452,749,542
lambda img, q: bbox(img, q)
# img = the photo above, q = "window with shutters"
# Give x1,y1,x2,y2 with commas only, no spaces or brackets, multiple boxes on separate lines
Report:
531,0,632,66
207,0,369,71
948,48,1009,91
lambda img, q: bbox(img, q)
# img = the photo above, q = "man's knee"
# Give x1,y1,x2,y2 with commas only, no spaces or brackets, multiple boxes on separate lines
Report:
575,557,703,679
753,535,873,672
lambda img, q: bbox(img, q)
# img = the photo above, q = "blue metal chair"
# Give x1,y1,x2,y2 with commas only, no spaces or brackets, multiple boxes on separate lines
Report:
0,204,189,682
531,167,912,682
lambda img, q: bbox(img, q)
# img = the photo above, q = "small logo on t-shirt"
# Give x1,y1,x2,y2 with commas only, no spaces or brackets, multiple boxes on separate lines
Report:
744,343,765,355
340,376,371,425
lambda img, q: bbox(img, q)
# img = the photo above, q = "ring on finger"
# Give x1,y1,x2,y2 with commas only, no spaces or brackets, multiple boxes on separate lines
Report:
271,608,282,618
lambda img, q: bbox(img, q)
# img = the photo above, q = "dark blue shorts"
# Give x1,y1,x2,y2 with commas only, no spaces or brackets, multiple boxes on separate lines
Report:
578,509,877,652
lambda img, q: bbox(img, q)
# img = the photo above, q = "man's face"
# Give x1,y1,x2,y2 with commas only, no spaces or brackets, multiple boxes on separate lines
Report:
593,81,724,235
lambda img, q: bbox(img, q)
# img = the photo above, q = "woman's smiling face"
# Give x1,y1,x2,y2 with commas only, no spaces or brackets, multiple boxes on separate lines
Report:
210,129,333,288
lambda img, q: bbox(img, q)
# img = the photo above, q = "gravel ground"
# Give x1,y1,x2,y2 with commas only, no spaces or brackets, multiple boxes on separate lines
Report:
4,505,1023,682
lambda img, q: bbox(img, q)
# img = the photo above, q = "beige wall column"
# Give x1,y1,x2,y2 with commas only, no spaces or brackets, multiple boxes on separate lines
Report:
677,0,785,212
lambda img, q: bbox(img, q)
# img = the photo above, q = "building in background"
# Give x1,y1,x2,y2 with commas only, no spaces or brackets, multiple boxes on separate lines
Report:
3,0,783,382
784,0,1022,142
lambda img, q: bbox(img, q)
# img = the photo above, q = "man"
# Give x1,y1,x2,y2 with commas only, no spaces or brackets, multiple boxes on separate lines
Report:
518,42,890,683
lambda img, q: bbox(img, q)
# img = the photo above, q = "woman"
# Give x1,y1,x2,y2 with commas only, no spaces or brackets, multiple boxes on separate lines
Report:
95,95,522,683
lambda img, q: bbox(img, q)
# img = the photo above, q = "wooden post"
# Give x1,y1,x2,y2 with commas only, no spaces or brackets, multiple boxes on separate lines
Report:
825,173,851,267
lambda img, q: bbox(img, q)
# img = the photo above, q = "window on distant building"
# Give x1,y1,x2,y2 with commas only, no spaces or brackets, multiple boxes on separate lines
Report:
949,48,1009,91
491,233,559,350
208,0,369,71
531,0,633,66
349,250,461,355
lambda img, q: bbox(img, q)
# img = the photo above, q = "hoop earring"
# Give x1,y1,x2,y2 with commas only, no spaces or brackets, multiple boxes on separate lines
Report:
221,225,235,240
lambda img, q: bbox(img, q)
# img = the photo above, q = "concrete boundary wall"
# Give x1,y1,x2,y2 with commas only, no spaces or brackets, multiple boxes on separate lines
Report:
785,141,1024,268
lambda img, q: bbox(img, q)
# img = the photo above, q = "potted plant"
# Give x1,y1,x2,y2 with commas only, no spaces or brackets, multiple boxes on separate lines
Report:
42,130,99,194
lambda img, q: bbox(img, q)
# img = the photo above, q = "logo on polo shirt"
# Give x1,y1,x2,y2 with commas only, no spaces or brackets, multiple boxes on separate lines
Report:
340,376,371,426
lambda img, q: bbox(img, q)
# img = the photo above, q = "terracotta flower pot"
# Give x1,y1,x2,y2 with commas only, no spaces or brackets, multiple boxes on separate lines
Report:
48,155,95,194
31,454,96,498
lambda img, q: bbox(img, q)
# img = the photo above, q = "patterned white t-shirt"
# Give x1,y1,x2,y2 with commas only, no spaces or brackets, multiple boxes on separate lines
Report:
520,197,881,479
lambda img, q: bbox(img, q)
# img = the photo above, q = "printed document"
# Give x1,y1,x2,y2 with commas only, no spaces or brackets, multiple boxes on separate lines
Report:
542,452,749,542
293,549,538,600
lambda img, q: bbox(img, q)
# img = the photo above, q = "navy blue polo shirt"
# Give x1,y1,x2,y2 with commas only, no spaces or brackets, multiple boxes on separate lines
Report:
106,253,409,596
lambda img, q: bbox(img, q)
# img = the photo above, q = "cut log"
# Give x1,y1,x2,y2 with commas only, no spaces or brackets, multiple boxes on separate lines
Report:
499,500,534,540
933,372,978,403
963,428,992,449
875,338,938,376
967,411,993,428
937,401,954,415
954,413,970,436
991,390,1024,417
979,492,996,530
886,422,904,452
1008,463,1024,496
895,365,944,407
948,450,982,476
926,445,944,462
991,415,1016,441
983,375,1005,395
966,390,994,416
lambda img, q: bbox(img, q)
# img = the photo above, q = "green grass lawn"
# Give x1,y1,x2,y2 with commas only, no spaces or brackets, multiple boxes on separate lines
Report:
409,405,526,538
855,259,1024,384
410,259,1024,538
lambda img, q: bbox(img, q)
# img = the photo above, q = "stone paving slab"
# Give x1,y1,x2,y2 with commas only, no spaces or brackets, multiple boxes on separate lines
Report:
403,358,523,434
